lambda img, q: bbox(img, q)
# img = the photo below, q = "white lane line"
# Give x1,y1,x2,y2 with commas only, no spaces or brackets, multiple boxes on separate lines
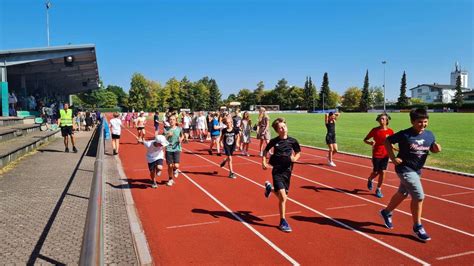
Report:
298,148,474,191
259,211,301,218
166,221,220,229
442,191,474,197
436,250,474,260
232,146,474,237
185,147,430,265
248,146,473,209
180,170,300,266
326,204,367,210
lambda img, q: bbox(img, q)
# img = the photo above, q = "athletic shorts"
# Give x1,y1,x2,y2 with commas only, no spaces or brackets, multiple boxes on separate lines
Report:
396,171,425,200
166,151,181,164
148,159,163,172
154,124,159,131
61,126,74,137
325,133,336,144
112,134,121,139
183,128,190,133
372,157,389,172
272,165,292,194
224,144,236,156
137,127,145,130
211,135,220,140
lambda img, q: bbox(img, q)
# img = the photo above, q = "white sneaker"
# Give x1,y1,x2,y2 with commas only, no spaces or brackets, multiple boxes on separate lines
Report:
174,170,179,178
166,179,175,186
328,161,337,167
259,151,263,157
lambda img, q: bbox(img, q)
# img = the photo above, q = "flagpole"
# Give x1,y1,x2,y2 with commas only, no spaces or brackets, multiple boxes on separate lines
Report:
46,1,51,46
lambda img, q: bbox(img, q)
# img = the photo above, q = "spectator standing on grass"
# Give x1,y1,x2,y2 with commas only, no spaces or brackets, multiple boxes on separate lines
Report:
257,107,271,157
262,117,301,232
109,112,122,155
58,103,78,153
363,113,395,198
325,111,340,167
379,108,441,242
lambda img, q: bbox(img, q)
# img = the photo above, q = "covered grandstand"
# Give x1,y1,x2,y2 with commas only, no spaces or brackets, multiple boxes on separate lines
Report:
0,44,100,116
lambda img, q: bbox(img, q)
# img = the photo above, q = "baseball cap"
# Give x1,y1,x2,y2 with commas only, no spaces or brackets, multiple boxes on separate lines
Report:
154,135,169,146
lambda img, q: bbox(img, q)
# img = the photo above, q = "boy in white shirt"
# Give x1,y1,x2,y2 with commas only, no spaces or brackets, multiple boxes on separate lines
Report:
143,135,169,188
109,112,122,155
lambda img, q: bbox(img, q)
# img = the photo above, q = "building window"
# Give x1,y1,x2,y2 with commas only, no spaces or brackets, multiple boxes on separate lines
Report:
418,89,422,93
430,88,437,92
426,96,431,100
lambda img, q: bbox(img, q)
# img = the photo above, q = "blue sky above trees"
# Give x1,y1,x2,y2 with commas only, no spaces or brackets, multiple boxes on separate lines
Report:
1,0,472,100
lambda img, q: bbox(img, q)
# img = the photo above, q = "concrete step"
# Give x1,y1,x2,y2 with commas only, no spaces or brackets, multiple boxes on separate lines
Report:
0,117,24,127
0,129,61,168
0,124,42,143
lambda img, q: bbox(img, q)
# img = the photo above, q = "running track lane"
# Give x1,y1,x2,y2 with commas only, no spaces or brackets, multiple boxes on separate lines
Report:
188,140,474,265
117,120,473,264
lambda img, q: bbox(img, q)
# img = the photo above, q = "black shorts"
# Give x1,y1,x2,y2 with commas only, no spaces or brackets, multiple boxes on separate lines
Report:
166,151,181,164
148,159,164,172
325,133,336,144
224,144,236,156
272,165,292,193
112,134,121,139
154,124,159,131
61,126,74,137
137,127,145,130
183,128,190,133
372,157,389,172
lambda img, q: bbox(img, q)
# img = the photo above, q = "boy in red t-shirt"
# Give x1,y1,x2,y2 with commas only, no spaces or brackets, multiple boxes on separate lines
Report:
363,113,394,198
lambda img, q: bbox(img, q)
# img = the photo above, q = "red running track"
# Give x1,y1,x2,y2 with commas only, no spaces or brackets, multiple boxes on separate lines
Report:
116,120,474,265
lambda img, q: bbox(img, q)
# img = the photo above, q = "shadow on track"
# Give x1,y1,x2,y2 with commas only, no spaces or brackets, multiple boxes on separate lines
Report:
301,185,373,196
192,208,277,228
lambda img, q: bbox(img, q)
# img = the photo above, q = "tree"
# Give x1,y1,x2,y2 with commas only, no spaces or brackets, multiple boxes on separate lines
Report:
236,88,254,110
452,75,464,107
191,82,210,111
273,78,290,109
328,91,340,109
106,85,128,108
304,76,318,111
287,86,305,109
90,89,118,108
370,86,384,107
128,73,149,111
397,71,409,108
359,70,371,112
208,79,222,111
410,98,425,105
179,76,193,110
319,72,331,109
146,80,161,111
254,81,265,105
342,87,362,110
165,77,182,111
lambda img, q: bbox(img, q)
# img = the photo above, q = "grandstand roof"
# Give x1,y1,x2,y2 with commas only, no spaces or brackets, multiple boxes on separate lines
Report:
0,44,99,94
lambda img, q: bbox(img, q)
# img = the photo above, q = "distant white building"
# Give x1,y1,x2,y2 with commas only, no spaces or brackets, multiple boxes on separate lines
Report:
410,63,470,103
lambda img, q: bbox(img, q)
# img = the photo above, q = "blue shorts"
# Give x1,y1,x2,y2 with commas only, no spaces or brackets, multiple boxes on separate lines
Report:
396,171,425,200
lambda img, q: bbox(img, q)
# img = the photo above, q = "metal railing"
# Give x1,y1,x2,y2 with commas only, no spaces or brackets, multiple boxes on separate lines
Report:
79,116,107,265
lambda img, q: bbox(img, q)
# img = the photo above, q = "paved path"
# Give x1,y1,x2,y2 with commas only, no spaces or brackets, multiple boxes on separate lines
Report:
0,129,138,264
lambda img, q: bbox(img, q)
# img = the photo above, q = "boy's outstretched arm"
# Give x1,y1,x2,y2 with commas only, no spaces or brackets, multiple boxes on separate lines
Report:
385,139,401,165
291,152,301,163
430,142,441,153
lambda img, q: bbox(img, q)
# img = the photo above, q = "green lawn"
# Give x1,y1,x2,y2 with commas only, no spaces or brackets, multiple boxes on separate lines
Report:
250,112,474,174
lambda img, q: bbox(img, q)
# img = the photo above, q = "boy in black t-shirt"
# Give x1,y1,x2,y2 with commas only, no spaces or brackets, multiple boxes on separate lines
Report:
262,117,301,233
219,117,240,178
379,108,441,241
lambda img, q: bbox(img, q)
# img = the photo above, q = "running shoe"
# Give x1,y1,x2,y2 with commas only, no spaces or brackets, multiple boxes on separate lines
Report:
229,172,236,179
279,219,292,232
375,188,383,198
264,181,272,198
65,147,69,153
208,149,213,155
220,160,226,167
174,169,179,178
379,209,393,229
328,161,337,167
73,146,78,153
217,153,222,157
259,151,263,157
413,224,431,241
166,179,175,187
367,178,373,191
152,181,158,189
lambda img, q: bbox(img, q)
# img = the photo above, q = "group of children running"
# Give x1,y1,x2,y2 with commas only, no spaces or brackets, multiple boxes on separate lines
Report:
110,107,441,242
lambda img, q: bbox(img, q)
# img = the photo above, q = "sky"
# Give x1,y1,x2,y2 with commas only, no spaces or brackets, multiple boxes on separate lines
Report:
1,0,473,101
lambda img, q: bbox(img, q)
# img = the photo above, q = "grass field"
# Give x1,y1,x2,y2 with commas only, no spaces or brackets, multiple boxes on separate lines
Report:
250,112,474,174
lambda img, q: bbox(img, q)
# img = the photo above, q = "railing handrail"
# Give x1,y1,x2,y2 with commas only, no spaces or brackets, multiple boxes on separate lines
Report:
79,115,106,265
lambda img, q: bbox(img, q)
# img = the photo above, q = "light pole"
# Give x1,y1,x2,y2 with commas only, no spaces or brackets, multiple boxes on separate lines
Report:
382,61,387,111
46,1,52,46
